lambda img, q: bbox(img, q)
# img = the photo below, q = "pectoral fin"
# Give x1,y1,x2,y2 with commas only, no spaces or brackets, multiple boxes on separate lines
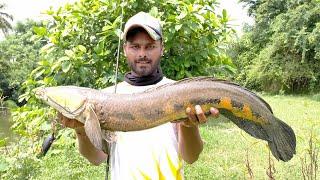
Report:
83,103,103,150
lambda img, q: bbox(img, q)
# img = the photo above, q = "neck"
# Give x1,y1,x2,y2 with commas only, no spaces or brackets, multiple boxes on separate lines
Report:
124,68,164,86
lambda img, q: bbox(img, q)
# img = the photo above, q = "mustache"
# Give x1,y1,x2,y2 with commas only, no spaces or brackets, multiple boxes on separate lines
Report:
135,57,151,63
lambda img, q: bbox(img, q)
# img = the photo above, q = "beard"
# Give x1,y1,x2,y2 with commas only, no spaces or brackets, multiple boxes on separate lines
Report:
127,57,161,77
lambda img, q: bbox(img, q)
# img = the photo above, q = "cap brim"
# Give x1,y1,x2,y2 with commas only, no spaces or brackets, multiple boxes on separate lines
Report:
123,24,161,41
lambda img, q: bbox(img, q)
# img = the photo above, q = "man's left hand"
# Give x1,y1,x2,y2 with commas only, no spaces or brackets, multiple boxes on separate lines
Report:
182,105,219,127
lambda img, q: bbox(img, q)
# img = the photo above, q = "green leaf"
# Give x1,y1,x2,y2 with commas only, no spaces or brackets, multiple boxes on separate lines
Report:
40,122,51,131
194,14,205,24
43,77,55,85
177,12,187,20
45,9,55,15
30,66,42,76
184,60,190,67
175,24,182,31
34,69,45,79
65,50,75,58
40,43,55,54
187,4,193,12
149,7,159,17
58,56,70,62
33,27,47,36
102,25,113,32
77,45,87,52
0,160,9,172
61,61,72,73
0,138,8,147
222,9,227,20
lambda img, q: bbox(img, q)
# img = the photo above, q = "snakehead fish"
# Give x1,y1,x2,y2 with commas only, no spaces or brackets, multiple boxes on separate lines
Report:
35,77,296,162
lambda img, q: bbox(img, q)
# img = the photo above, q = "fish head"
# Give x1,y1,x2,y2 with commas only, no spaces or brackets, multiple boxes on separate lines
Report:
35,86,87,119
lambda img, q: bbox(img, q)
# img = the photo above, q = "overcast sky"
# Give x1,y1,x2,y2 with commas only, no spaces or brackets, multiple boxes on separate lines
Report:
1,0,253,38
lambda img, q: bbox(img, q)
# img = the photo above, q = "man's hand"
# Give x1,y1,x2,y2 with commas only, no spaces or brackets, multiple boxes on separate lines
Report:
57,113,107,165
182,105,219,127
57,113,84,130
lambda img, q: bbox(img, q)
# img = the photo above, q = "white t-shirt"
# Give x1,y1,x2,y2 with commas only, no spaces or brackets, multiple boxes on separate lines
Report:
103,77,184,180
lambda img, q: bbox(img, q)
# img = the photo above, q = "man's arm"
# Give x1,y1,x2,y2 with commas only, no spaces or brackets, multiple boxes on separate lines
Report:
177,105,219,164
59,114,107,165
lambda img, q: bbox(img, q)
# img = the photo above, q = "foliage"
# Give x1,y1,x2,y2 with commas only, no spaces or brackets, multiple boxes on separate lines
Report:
232,0,320,93
1,0,235,178
11,0,234,152
0,20,44,104
27,0,234,92
0,129,105,179
0,3,13,36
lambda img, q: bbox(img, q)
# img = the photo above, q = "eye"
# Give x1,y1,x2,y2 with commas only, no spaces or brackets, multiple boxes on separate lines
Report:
146,45,155,50
131,45,139,49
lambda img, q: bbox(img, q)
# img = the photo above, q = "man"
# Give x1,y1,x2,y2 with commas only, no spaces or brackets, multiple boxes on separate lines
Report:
60,12,219,179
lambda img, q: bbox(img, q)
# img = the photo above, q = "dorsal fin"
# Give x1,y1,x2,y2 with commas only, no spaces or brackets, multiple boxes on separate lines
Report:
143,77,218,92
144,76,273,113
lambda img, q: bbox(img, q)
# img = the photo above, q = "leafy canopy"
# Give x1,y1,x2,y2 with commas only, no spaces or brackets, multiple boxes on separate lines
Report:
0,20,43,104
1,1,234,178
233,0,320,93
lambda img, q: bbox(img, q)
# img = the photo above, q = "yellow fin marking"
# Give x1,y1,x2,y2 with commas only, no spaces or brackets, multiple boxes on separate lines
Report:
242,104,253,120
219,97,233,110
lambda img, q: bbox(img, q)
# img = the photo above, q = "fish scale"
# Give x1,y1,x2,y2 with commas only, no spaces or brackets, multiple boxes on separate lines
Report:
35,77,296,162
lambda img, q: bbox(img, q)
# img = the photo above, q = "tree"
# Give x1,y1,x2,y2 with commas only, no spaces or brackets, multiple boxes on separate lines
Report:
0,20,44,104
27,0,234,91
1,1,234,178
0,3,13,36
13,0,234,135
232,0,320,93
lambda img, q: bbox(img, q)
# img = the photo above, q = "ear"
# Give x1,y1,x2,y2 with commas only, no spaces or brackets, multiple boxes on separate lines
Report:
160,42,164,56
123,44,127,57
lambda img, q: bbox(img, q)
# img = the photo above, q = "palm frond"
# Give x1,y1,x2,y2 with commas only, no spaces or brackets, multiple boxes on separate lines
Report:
0,3,13,36
0,12,13,21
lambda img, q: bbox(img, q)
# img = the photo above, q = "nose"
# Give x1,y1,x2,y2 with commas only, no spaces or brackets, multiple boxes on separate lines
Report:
138,48,147,58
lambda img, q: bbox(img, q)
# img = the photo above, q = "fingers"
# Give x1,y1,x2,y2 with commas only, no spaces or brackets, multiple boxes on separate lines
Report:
184,105,207,127
57,113,84,129
210,107,219,118
185,107,198,127
66,118,84,128
195,105,207,124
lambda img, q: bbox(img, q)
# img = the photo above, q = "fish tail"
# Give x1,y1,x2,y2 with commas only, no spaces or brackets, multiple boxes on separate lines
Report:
268,117,296,162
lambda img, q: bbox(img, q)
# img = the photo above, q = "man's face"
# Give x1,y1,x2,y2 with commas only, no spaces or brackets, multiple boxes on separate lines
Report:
123,31,163,77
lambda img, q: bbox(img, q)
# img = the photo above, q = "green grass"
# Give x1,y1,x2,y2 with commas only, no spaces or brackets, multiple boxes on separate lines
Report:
185,94,320,179
1,95,320,179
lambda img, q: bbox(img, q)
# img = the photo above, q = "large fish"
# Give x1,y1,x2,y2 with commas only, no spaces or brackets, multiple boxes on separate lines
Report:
35,77,296,162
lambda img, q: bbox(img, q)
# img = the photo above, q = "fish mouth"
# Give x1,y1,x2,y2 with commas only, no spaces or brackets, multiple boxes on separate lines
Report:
34,87,46,100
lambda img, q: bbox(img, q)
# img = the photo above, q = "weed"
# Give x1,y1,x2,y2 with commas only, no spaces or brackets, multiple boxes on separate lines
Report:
245,150,254,180
301,131,319,180
0,93,6,111
266,150,276,180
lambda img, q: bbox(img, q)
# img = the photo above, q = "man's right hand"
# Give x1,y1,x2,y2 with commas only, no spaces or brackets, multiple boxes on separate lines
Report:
57,112,107,165
57,113,84,129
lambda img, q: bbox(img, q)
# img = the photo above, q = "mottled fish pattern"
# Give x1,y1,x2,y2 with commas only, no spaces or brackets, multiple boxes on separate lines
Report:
35,77,296,162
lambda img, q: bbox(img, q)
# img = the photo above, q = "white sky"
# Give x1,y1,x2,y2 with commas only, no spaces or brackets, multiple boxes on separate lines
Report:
218,0,254,32
2,0,77,22
1,0,253,38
